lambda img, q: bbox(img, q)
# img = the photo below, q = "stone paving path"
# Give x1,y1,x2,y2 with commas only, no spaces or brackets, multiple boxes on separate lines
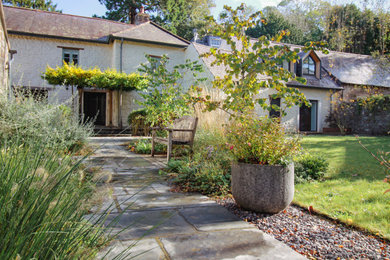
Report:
88,137,305,260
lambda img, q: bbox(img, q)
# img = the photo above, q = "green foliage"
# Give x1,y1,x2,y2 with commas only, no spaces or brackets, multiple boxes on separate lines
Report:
325,3,390,55
294,152,329,183
0,97,112,258
2,0,61,12
137,54,205,127
97,0,213,40
160,129,233,196
201,4,328,118
0,92,93,152
226,115,301,165
328,93,390,135
128,139,166,154
43,62,147,91
355,94,390,113
246,7,306,45
0,140,109,259
97,0,159,24
252,0,390,55
127,108,150,136
155,0,214,40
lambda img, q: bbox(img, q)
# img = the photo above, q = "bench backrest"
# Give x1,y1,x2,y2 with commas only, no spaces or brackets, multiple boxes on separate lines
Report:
171,116,198,143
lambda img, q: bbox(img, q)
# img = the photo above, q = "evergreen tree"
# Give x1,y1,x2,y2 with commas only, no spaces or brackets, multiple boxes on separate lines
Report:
97,0,159,24
157,0,214,40
246,7,305,45
2,0,60,12
97,0,214,40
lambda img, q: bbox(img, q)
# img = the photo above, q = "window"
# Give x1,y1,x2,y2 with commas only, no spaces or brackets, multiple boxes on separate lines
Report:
302,56,315,75
269,97,281,118
62,49,79,65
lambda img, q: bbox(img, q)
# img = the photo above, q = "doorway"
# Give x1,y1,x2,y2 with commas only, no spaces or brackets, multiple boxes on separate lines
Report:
299,100,318,132
83,92,106,125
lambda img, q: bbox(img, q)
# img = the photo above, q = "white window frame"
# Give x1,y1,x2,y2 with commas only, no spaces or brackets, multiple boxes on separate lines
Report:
62,48,79,65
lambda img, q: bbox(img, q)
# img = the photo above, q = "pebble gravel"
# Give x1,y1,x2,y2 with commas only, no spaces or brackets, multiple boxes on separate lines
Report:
216,197,390,259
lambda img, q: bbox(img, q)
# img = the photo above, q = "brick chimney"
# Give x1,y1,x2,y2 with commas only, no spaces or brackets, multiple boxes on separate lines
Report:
135,6,149,25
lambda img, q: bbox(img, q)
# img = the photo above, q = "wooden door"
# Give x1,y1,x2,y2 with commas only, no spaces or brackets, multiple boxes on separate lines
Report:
83,92,106,125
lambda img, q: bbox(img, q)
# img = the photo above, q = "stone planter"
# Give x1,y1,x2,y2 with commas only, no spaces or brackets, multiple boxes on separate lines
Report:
231,163,294,214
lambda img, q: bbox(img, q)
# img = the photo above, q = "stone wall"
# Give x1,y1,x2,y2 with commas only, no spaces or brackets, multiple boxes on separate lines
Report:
351,108,390,135
341,84,390,101
0,3,10,97
328,95,390,135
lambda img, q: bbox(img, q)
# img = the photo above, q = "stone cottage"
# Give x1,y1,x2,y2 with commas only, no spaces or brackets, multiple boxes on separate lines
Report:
3,5,389,133
188,37,390,132
0,2,12,97
4,5,189,128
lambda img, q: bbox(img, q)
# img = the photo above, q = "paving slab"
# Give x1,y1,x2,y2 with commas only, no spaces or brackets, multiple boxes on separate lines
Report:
102,210,196,240
88,137,305,259
97,238,166,260
126,192,214,210
161,229,304,260
179,204,254,231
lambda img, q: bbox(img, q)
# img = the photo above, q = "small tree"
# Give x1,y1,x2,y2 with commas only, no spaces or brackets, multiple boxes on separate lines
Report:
201,4,328,119
137,55,205,127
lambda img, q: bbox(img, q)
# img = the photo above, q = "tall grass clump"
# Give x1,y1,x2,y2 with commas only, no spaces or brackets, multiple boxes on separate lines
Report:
0,92,94,151
0,140,110,259
0,95,115,258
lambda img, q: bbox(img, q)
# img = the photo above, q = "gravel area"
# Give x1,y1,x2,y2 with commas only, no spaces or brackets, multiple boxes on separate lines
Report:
216,197,390,259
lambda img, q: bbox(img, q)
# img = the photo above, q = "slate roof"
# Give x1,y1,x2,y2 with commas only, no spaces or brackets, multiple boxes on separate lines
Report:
192,42,342,90
317,51,390,88
3,6,189,47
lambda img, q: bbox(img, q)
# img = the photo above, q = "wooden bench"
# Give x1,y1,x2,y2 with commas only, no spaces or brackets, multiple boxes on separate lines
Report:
151,116,198,161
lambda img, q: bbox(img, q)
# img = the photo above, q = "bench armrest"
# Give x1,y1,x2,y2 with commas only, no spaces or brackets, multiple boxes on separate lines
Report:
152,128,194,132
164,128,194,132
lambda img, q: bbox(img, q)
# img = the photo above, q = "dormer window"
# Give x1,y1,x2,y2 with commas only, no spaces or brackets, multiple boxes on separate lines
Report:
302,56,315,75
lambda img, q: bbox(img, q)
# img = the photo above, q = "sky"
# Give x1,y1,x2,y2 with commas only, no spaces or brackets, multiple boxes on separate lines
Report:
54,0,282,18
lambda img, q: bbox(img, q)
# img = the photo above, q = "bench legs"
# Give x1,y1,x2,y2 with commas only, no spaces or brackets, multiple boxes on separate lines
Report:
151,130,155,157
167,131,173,162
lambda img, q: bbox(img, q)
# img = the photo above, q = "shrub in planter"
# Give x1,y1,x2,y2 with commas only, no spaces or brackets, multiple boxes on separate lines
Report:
294,153,329,183
227,116,300,213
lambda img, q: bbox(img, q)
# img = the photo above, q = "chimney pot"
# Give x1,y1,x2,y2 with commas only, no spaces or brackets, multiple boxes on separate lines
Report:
135,6,149,25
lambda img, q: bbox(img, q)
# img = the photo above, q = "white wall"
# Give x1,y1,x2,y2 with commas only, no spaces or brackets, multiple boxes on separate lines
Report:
115,40,188,126
186,44,332,132
9,35,114,104
9,35,189,127
257,87,331,132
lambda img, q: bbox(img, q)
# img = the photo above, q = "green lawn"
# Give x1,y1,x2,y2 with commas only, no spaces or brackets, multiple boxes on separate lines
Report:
296,135,390,238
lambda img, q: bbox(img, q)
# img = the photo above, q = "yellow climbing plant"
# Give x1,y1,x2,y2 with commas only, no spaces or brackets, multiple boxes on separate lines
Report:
42,62,147,91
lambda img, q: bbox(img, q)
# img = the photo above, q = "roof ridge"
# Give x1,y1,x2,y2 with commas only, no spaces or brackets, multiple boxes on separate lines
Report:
149,21,190,44
113,21,149,35
3,5,136,27
325,49,372,58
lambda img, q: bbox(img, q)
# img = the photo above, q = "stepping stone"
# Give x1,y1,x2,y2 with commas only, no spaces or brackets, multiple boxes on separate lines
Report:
126,192,214,210
101,210,196,240
161,229,305,260
179,205,254,231
97,238,165,260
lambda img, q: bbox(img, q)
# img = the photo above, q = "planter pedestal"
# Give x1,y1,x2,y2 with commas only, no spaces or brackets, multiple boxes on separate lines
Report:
231,163,294,214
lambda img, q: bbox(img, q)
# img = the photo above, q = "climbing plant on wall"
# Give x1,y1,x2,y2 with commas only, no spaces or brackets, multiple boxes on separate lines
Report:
42,63,147,91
